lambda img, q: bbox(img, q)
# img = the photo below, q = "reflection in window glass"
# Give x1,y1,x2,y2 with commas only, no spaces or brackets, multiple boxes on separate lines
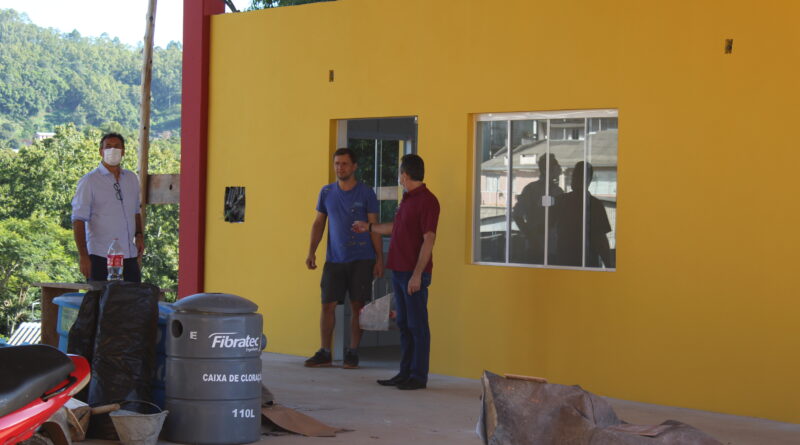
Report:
474,111,617,270
549,131,584,267
510,120,552,264
475,121,508,263
586,118,617,266
350,138,402,223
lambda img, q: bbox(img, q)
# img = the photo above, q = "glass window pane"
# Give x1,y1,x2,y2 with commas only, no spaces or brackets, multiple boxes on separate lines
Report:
378,140,400,223
509,119,551,264
476,120,508,262
349,138,376,187
550,119,586,267
586,118,617,268
379,140,399,186
474,111,617,270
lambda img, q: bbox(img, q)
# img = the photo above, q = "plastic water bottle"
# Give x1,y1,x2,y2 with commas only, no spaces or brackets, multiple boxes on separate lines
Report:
107,238,124,281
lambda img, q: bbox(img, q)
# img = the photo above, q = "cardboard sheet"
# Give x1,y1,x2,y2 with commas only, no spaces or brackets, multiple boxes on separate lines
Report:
261,404,342,437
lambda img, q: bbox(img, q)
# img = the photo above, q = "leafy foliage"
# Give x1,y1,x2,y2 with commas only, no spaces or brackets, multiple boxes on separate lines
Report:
0,125,181,335
0,9,182,148
247,0,335,11
0,215,80,335
0,8,185,331
140,137,180,295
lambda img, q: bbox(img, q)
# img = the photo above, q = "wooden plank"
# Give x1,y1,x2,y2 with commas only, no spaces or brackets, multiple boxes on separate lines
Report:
148,174,180,204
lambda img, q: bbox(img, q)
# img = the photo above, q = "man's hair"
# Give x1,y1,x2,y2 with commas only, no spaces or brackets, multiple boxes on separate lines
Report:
537,153,560,172
401,154,425,181
572,161,594,189
333,147,357,164
100,132,125,149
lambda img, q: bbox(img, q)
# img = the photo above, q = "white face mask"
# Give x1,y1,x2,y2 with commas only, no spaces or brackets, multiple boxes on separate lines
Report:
103,148,123,166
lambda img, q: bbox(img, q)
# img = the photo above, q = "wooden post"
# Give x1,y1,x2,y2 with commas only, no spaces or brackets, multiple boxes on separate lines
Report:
138,0,157,225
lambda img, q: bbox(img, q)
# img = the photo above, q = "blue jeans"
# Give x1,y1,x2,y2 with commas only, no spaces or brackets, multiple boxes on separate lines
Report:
391,271,432,383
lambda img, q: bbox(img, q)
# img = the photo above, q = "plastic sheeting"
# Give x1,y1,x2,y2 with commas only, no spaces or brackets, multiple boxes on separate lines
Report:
478,371,722,445
67,282,160,439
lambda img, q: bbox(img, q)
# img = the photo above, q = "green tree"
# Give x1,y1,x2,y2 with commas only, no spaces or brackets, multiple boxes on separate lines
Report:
0,9,182,148
140,137,180,297
0,215,80,336
247,0,334,10
0,125,181,323
0,124,101,227
0,8,185,326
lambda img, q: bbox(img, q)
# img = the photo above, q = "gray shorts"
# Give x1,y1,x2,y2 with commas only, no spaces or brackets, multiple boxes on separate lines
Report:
320,259,375,304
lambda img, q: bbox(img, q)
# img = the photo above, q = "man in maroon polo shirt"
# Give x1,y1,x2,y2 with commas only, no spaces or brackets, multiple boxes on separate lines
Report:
353,154,440,390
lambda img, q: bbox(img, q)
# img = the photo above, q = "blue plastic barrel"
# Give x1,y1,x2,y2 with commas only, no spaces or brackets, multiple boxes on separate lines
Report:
53,293,85,351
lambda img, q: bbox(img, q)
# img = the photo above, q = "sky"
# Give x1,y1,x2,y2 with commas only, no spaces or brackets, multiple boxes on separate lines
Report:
0,0,252,48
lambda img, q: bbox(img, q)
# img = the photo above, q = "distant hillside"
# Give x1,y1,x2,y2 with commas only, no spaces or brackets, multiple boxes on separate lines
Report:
0,9,182,148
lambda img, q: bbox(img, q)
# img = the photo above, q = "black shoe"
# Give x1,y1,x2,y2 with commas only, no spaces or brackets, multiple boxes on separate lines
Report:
304,348,332,367
377,374,408,386
397,378,426,390
343,347,359,369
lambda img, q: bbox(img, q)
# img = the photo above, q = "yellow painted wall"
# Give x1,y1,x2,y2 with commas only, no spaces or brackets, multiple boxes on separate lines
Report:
204,0,800,422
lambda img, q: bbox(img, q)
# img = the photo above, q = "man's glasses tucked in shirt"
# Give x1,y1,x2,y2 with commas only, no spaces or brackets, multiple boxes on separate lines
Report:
113,182,122,201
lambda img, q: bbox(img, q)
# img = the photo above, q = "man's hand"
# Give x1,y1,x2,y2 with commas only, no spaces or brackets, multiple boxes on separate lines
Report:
136,233,145,256
373,260,384,278
408,273,422,294
79,254,91,280
352,221,369,233
306,253,317,270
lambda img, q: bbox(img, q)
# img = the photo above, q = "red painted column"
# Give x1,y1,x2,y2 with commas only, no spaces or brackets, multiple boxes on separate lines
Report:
179,0,224,298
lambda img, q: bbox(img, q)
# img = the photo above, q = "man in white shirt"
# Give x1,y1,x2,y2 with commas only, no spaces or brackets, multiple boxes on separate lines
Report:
71,133,145,281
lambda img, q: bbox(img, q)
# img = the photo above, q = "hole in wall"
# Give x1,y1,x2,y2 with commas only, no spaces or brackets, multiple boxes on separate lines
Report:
224,186,246,223
725,39,733,54
329,69,335,82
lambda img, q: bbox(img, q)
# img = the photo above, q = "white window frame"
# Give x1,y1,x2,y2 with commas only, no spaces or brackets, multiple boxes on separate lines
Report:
472,109,618,271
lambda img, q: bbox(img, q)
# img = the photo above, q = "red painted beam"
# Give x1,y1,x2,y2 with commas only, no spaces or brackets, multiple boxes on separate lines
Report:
179,0,224,298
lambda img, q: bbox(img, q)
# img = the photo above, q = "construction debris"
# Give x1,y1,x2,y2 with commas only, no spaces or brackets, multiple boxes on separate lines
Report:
261,404,343,437
64,399,91,441
260,383,344,437
477,371,722,445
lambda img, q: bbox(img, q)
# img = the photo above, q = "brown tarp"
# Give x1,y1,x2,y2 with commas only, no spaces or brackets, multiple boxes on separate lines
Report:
478,371,722,445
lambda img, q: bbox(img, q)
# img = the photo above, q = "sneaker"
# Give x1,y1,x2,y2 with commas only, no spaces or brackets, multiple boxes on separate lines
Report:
343,347,359,369
304,348,332,367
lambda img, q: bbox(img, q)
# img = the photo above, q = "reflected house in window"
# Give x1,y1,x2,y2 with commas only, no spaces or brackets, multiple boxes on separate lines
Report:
474,110,618,269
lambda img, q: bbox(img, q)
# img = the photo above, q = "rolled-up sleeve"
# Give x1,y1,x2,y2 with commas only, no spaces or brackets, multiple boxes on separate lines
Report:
71,176,92,222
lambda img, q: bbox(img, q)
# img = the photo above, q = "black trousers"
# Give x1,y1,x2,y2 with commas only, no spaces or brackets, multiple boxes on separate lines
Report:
89,254,142,282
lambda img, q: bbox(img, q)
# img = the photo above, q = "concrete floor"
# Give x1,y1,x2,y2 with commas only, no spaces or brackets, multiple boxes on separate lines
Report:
251,349,800,445
85,348,798,445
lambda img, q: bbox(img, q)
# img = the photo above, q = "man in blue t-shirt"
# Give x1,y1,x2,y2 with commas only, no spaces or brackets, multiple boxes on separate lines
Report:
305,148,383,369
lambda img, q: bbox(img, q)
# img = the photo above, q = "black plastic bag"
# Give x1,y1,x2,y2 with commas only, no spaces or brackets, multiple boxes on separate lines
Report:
67,287,102,364
68,281,160,439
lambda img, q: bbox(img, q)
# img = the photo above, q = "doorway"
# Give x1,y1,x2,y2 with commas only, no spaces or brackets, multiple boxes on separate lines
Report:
333,117,417,365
